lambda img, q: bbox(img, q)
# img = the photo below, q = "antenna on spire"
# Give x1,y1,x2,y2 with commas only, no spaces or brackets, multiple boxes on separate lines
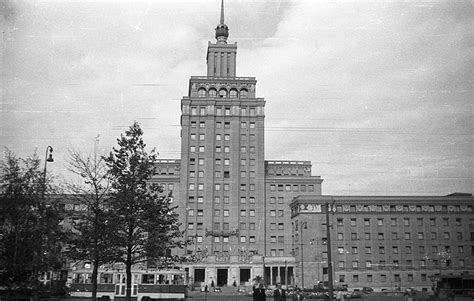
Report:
215,0,229,43
220,0,225,24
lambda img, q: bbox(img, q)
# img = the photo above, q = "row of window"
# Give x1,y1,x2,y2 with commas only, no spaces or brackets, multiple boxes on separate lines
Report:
337,217,465,227
269,184,315,192
336,258,466,270
337,245,470,255
192,235,257,244
333,204,471,213
196,87,249,99
190,106,257,116
189,158,257,166
187,208,285,217
336,231,465,241
339,273,434,284
190,121,256,129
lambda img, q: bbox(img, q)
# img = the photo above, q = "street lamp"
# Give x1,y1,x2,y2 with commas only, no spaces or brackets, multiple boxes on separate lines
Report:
299,220,307,289
43,146,54,195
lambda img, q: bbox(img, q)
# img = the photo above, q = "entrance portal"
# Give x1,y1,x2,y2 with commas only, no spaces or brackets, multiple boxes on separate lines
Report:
217,269,228,286
240,268,251,285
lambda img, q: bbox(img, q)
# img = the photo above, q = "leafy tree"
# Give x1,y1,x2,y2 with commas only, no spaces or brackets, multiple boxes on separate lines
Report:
104,122,185,301
0,149,63,298
65,149,115,301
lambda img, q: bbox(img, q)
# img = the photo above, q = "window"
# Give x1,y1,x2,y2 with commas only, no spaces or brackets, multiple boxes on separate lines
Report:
351,233,358,240
367,275,373,283
379,246,385,254
188,223,194,230
278,210,284,217
216,134,221,141
378,233,384,240
430,218,436,226
421,274,427,281
250,122,255,129
381,275,386,282
213,222,220,230
209,88,217,97
214,210,220,217
278,223,284,230
216,146,221,153
223,210,229,217
364,218,370,226
224,134,230,141
197,209,203,216
197,196,203,203
270,223,276,230
224,159,230,166
404,218,410,226
377,218,384,226
224,184,229,191
337,219,343,226
417,218,423,226
352,247,358,254
240,236,246,243
405,232,411,240
215,184,220,191
249,210,255,217
198,171,204,178
270,236,276,243
366,246,372,254
199,134,205,140
456,218,462,226
406,246,412,254
278,236,284,243
392,246,399,254
240,223,246,230
240,210,246,217
352,261,358,269
224,146,230,153
391,218,398,226
431,232,437,240
249,236,256,243
418,232,424,240
191,107,197,115
249,223,255,230
189,183,195,190
270,210,276,217
198,158,204,165
444,232,450,239
198,89,206,97
338,261,345,269
338,247,344,254
350,218,357,226
366,261,372,268
337,233,344,240
365,233,371,240
392,232,399,240
443,218,449,226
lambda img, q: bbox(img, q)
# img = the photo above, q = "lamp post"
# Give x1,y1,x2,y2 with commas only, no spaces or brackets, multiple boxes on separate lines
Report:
43,146,54,195
325,202,334,301
299,220,307,289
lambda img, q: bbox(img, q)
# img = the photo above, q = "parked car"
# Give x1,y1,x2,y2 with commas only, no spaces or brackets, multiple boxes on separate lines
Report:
362,287,374,294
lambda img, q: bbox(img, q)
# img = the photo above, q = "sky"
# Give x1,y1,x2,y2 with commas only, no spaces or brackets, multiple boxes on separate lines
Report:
1,0,472,196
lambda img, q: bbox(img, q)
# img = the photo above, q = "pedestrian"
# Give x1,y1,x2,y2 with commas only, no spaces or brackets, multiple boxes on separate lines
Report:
274,283,286,301
256,283,266,301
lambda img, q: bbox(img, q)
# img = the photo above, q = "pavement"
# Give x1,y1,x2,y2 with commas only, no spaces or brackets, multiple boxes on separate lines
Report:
185,291,411,300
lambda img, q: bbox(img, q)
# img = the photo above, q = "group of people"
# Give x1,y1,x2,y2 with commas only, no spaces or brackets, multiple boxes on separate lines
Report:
253,282,304,301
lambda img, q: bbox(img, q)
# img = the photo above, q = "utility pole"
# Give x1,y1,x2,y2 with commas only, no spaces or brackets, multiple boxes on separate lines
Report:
326,202,334,301
300,221,305,289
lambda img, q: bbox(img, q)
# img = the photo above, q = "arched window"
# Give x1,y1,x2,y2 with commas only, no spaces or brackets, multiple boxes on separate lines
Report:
198,88,206,97
240,88,248,98
229,89,238,98
208,88,217,97
219,89,227,98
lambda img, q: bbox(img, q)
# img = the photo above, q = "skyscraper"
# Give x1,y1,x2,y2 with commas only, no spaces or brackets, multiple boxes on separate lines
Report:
152,0,322,287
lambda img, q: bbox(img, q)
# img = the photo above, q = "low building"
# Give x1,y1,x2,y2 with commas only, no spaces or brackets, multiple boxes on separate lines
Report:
290,194,474,292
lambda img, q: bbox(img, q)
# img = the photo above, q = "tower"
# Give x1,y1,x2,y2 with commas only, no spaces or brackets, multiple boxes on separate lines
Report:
178,0,266,286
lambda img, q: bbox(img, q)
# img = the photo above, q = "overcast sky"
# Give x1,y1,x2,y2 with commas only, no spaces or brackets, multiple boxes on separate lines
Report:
1,0,472,196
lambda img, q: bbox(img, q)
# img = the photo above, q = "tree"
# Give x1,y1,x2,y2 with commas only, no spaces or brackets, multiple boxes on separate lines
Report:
0,149,64,298
65,149,114,301
104,122,185,301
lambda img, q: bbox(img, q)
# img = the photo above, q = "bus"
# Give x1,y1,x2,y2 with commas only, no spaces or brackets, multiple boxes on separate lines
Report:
69,267,188,301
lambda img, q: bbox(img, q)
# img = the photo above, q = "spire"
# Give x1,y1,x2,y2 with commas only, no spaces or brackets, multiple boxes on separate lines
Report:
215,0,229,44
220,0,225,24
